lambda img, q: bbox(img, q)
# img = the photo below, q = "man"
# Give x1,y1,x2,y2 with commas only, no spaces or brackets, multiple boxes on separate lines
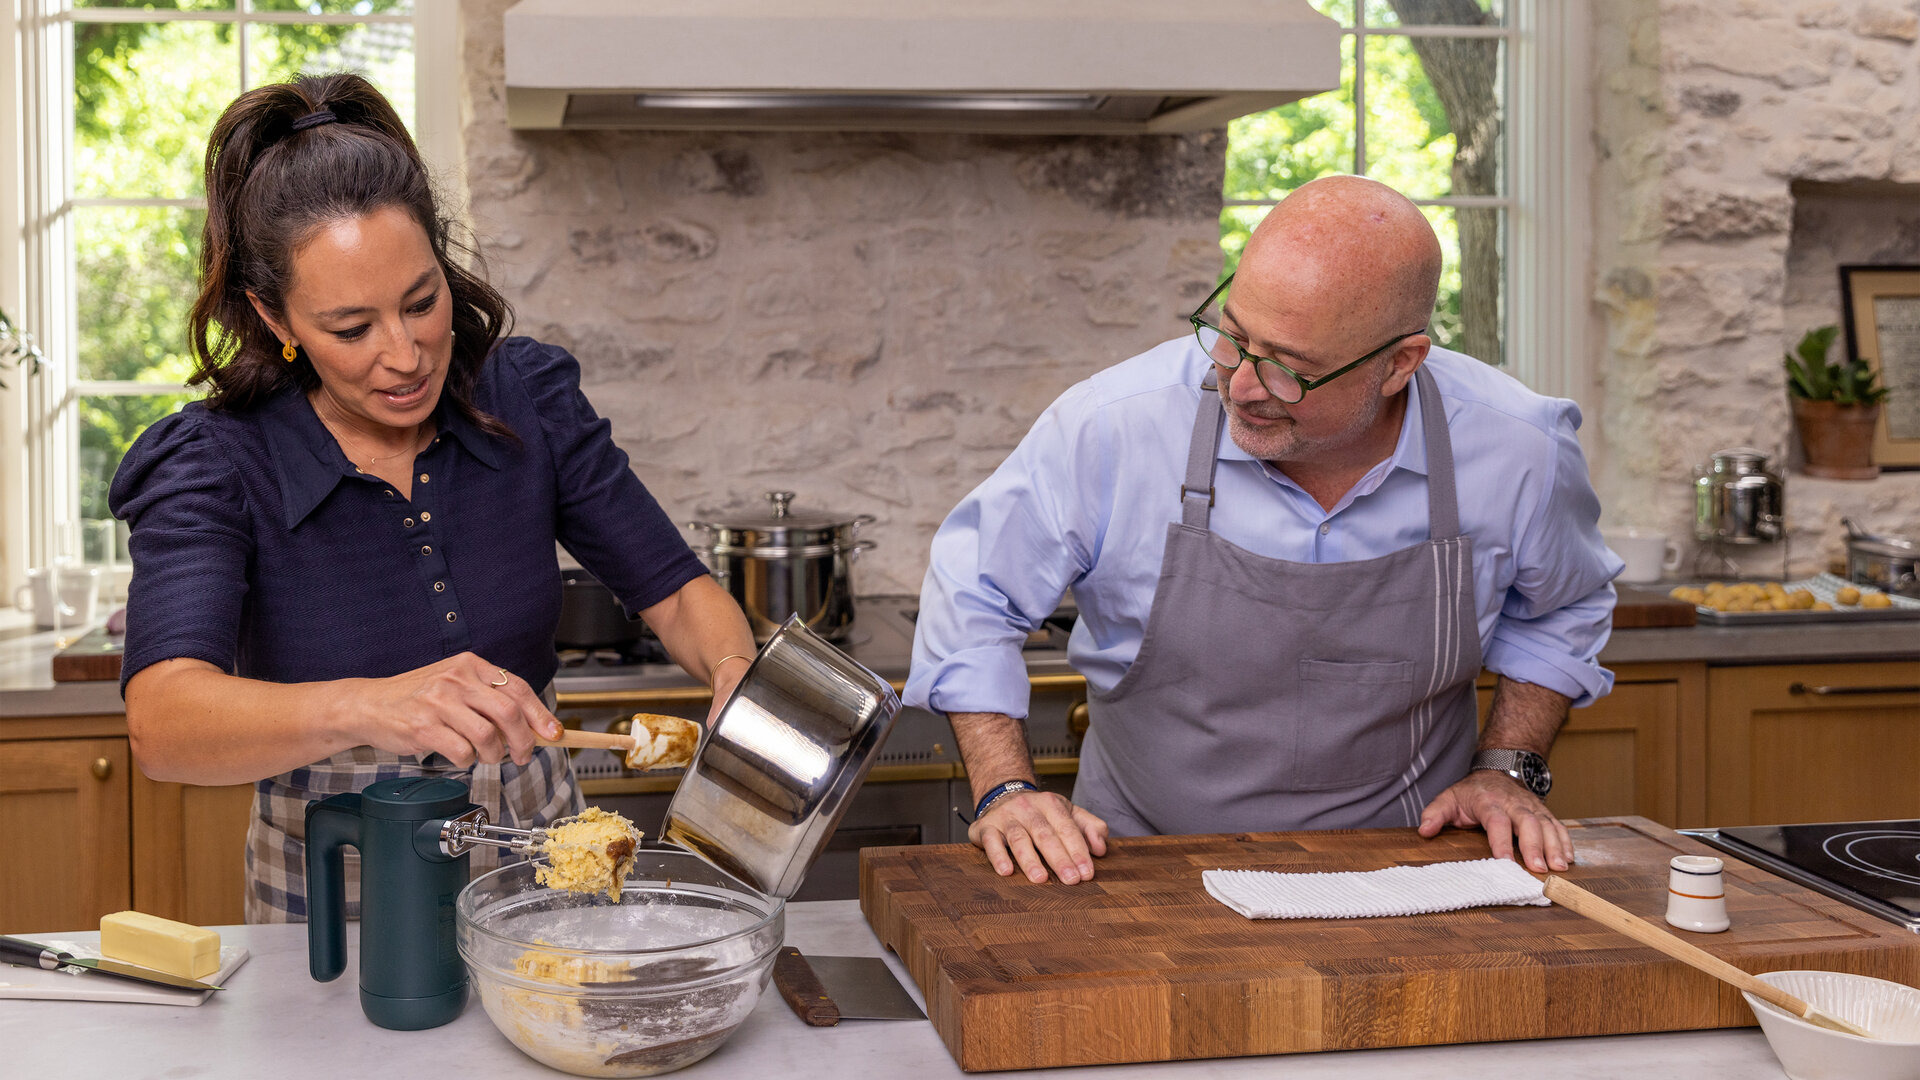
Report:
905,175,1621,886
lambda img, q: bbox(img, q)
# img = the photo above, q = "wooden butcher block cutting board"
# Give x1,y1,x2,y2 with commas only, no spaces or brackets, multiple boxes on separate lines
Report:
858,816,1920,1072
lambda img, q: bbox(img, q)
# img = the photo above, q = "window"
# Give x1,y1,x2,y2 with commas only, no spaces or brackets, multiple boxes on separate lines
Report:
1221,0,1589,397
4,1,459,599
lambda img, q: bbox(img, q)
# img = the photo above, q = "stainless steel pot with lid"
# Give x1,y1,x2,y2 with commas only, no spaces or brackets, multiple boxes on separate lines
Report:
687,491,875,642
1693,447,1784,545
1842,517,1920,598
663,614,902,899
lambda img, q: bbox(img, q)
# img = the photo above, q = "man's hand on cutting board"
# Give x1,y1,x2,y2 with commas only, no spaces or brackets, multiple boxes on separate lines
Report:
970,791,1110,885
1417,770,1572,872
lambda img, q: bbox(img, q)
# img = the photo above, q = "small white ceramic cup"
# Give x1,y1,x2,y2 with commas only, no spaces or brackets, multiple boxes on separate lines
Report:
1604,529,1684,585
12,563,102,631
1666,855,1731,933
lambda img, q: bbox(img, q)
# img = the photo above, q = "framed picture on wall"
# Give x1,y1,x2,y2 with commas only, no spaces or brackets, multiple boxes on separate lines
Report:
1840,264,1920,468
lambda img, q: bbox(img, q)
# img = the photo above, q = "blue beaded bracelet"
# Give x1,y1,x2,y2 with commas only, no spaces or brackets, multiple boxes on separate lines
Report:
972,780,1040,822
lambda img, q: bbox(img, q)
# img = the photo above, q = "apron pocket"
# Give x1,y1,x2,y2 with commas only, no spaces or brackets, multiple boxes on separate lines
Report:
1290,658,1417,791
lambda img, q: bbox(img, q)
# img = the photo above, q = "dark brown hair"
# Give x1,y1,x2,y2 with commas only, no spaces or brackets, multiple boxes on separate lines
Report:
188,72,513,439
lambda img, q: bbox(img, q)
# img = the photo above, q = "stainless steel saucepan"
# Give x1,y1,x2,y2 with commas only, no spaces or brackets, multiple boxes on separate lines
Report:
662,614,901,899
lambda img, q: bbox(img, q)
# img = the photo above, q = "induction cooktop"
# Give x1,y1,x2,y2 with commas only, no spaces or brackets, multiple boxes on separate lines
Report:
1682,819,1920,932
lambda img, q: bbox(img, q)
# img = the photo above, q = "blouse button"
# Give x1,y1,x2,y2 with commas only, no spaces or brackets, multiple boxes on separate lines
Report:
419,473,429,483
446,612,458,623
420,511,431,523
1318,522,1331,536
434,581,445,592
385,489,395,498
404,517,415,528
421,545,433,555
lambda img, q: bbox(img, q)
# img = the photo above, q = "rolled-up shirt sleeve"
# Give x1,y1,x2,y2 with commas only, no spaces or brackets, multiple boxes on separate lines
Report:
1482,399,1622,707
509,341,708,614
906,387,1105,720
110,411,255,695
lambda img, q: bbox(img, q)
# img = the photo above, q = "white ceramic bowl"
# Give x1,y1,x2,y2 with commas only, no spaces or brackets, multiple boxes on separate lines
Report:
1742,970,1920,1080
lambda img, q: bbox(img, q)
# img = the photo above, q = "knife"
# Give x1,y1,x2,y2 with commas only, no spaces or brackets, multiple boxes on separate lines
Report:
0,935,224,992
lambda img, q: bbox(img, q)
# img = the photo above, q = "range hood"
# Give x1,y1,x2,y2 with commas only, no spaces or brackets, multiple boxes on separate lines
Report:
503,0,1342,134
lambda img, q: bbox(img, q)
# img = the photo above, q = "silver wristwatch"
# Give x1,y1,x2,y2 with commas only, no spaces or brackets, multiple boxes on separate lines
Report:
1471,748,1552,797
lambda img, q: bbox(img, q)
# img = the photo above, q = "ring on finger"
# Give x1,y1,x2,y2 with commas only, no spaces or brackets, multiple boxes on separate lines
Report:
488,667,510,687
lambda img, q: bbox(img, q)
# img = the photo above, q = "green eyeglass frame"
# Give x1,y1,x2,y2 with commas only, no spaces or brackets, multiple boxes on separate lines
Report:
1187,273,1426,403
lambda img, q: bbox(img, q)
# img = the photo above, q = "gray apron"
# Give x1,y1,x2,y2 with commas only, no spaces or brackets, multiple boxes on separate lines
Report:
1075,366,1482,836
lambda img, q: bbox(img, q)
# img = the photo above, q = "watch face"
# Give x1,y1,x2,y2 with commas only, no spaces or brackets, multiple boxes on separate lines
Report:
1520,754,1552,797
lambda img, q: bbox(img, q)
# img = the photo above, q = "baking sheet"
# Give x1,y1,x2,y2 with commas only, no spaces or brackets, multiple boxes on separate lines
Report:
0,941,248,1006
1687,572,1920,624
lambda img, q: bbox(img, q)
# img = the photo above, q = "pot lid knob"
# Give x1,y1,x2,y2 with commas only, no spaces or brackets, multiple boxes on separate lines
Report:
766,490,796,518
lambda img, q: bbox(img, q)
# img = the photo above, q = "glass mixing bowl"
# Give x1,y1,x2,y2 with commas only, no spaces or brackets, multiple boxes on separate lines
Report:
456,845,785,1078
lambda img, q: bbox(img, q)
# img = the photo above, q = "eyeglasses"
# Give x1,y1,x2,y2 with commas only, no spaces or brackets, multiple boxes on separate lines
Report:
1187,273,1426,404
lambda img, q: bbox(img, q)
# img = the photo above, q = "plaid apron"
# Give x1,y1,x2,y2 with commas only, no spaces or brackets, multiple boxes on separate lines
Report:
243,686,583,923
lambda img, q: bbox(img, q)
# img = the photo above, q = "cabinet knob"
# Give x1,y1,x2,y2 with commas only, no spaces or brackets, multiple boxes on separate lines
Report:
91,757,112,781
1067,701,1090,738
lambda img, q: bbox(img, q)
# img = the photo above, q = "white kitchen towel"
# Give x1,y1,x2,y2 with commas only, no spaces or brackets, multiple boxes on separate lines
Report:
1203,858,1550,919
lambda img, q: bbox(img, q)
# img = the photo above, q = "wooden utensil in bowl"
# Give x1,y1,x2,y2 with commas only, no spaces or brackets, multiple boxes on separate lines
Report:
1542,875,1877,1039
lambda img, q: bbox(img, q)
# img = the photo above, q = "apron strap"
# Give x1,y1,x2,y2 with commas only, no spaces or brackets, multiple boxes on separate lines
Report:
1181,371,1226,529
1413,365,1462,540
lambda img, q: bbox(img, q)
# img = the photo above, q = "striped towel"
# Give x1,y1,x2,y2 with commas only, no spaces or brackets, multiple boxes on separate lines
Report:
1203,858,1551,919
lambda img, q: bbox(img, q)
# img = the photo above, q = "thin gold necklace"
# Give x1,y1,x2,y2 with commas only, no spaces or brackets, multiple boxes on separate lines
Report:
330,420,434,474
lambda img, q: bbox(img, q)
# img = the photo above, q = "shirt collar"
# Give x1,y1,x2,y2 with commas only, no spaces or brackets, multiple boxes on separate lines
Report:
262,384,502,530
1211,367,1431,478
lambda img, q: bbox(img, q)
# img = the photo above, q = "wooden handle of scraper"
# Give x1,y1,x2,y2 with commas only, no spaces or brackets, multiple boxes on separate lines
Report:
1541,876,1872,1037
535,729,635,754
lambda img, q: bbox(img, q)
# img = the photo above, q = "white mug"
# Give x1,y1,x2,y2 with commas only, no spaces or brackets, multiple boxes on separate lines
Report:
1603,529,1682,585
12,564,102,631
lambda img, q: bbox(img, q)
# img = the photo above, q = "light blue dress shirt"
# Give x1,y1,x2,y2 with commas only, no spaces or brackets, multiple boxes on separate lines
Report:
905,337,1623,722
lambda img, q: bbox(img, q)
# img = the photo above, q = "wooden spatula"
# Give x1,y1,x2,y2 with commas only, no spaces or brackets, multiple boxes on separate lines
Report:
536,727,636,755
535,714,700,771
1542,875,1877,1039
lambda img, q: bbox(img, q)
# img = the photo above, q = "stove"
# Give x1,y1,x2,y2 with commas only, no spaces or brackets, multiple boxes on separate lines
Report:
1684,820,1920,932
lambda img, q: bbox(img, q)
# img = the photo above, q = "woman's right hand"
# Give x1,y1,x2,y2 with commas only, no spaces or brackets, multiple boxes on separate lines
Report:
343,652,562,768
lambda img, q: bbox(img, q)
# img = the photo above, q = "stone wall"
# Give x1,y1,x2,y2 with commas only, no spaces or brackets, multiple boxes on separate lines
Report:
457,1,1224,596
1591,0,1920,576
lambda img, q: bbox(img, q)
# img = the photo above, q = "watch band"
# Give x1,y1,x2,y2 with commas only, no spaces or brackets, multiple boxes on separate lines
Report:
1470,748,1551,795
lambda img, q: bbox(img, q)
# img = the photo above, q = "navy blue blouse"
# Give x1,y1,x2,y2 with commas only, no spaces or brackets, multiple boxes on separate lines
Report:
109,337,708,696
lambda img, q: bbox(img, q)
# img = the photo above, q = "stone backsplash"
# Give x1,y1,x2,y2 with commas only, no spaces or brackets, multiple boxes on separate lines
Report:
1592,0,1920,577
458,0,1223,597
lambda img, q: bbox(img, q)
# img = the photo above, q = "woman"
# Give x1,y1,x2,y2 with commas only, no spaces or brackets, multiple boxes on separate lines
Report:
109,73,756,923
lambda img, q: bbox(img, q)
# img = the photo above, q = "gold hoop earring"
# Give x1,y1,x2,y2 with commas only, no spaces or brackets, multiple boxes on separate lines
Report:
282,340,298,363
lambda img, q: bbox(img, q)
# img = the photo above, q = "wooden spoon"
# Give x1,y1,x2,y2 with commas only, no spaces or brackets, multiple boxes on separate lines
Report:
1542,875,1877,1039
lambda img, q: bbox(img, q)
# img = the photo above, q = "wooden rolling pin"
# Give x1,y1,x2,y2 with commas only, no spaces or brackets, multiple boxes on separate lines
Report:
1542,875,1876,1039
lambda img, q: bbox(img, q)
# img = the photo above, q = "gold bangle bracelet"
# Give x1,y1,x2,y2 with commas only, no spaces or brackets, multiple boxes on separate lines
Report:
710,653,753,690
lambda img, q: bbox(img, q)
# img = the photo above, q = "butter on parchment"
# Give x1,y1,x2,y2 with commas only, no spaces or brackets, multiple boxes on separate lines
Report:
99,910,221,979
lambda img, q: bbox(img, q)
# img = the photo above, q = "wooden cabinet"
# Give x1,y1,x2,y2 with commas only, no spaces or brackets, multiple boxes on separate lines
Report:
0,714,251,931
1478,662,1706,827
131,776,255,926
1705,661,1920,826
0,726,131,931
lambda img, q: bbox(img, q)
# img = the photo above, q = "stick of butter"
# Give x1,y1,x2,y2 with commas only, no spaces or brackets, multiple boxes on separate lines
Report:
99,910,221,979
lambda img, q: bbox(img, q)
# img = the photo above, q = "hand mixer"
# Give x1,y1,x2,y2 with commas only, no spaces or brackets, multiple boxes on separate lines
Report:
304,777,619,1031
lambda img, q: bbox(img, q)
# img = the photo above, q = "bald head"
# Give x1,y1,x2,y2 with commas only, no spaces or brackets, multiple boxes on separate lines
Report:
1237,175,1442,340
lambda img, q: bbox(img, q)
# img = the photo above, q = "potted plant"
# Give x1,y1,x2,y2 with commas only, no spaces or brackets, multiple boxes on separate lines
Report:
0,307,44,389
1784,324,1889,479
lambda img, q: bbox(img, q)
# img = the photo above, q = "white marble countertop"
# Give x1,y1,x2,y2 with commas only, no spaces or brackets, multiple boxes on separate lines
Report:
2,900,1793,1079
